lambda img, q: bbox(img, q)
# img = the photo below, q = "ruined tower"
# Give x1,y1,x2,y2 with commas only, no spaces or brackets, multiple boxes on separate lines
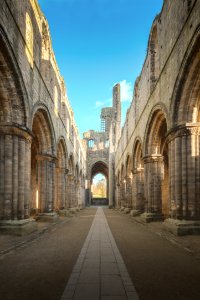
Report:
83,83,121,206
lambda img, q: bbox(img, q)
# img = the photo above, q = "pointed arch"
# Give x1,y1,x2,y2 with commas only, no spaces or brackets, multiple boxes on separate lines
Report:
31,103,56,155
144,103,169,155
0,26,29,126
171,26,200,126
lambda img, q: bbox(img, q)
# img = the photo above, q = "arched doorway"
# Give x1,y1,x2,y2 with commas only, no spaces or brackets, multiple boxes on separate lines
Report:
31,108,55,215
90,161,108,205
132,139,145,215
144,107,169,221
55,138,67,211
67,154,75,208
125,155,132,208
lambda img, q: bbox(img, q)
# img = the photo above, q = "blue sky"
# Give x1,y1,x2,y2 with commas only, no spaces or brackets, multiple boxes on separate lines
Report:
38,0,163,137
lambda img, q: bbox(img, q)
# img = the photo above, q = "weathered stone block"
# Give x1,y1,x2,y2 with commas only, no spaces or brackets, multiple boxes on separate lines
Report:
35,212,59,222
0,219,37,236
163,219,200,236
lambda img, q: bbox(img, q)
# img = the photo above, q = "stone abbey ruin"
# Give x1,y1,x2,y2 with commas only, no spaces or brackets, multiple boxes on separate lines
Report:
0,0,200,236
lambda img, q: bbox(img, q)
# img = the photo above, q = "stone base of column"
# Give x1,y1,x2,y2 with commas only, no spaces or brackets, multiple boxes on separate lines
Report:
69,208,77,214
163,218,200,236
78,204,84,210
0,219,37,236
140,212,164,223
124,208,131,214
58,209,71,217
35,212,59,222
130,209,143,217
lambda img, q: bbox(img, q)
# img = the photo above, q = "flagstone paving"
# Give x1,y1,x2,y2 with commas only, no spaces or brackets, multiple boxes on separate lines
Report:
61,207,139,300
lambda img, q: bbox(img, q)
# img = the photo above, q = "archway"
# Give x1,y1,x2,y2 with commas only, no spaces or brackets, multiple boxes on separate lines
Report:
170,28,200,220
0,29,30,222
90,161,108,205
31,108,55,215
67,154,75,208
55,138,67,210
125,155,132,208
132,139,145,214
144,108,169,221
120,164,125,208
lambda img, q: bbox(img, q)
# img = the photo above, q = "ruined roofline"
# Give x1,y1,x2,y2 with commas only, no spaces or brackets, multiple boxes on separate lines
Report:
34,0,81,140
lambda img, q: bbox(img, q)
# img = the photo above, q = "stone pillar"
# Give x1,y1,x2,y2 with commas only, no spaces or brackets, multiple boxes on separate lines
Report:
164,124,200,235
109,155,115,208
65,172,71,208
142,154,164,222
67,174,73,208
56,167,66,210
72,177,76,207
131,167,145,216
74,179,79,207
116,183,121,208
35,154,58,222
0,126,36,235
120,180,125,208
125,176,132,208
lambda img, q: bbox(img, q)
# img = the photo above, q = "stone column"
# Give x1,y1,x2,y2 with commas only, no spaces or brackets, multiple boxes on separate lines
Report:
0,126,32,220
74,179,79,207
125,176,132,208
164,124,200,235
65,171,71,208
35,154,58,222
120,181,125,208
115,183,121,208
0,125,36,234
56,167,66,210
131,167,145,216
142,154,164,221
67,174,73,208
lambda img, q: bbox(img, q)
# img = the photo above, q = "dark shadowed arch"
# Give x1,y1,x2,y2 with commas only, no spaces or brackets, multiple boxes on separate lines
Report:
91,161,108,180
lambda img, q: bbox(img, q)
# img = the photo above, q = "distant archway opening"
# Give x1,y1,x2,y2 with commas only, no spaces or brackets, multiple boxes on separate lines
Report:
92,173,107,198
90,161,108,205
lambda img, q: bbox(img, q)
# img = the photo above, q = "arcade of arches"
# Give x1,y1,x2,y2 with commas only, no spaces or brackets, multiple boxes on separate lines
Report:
0,0,200,236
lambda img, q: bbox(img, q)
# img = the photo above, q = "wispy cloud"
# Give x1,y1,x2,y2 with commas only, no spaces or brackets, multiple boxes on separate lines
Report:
119,80,132,103
95,98,112,108
95,101,104,108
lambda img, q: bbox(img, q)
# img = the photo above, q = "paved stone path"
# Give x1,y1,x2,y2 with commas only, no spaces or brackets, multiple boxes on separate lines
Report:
61,207,139,300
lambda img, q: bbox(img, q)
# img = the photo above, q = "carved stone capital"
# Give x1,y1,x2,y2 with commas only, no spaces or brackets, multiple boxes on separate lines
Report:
143,154,163,164
36,154,56,162
167,123,200,142
0,124,33,142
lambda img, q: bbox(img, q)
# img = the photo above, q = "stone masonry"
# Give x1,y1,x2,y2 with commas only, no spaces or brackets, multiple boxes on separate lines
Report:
0,0,200,236
0,0,86,234
113,0,200,235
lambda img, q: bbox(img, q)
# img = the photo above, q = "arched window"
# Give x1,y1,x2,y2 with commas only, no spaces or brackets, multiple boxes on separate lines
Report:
105,140,109,148
88,139,94,148
25,13,33,68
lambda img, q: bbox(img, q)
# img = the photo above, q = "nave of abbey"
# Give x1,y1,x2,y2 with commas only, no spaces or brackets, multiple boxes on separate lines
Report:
0,1,200,299
0,0,200,236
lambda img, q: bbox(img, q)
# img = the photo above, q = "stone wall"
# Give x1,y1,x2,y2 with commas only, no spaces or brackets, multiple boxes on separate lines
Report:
114,0,200,235
0,0,86,231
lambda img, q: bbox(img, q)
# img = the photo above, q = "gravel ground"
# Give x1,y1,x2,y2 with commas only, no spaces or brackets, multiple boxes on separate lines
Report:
104,208,200,300
0,208,97,300
1,207,200,300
